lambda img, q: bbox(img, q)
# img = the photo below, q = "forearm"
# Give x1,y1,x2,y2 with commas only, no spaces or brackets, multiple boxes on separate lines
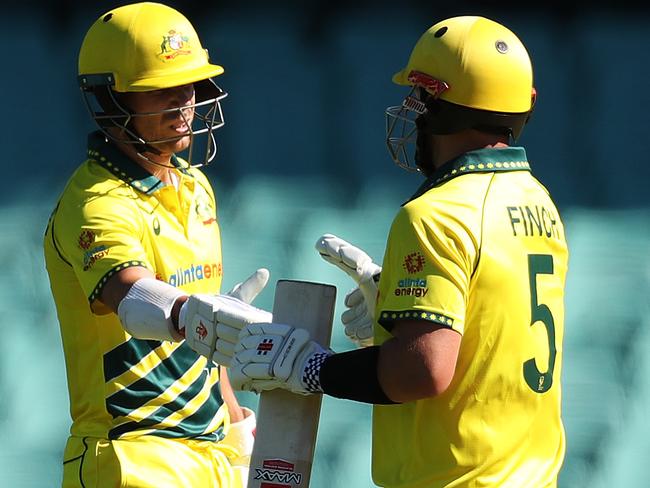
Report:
376,336,441,403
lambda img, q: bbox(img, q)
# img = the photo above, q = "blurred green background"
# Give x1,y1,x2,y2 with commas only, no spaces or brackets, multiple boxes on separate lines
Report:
2,1,649,487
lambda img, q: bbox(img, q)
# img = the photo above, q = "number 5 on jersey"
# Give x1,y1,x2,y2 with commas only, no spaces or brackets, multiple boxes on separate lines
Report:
524,254,557,393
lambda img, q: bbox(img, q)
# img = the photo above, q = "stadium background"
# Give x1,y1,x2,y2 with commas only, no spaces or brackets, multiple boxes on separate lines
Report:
1,1,649,486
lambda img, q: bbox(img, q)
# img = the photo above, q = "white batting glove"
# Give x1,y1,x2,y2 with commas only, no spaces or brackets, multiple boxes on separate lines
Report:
228,323,332,395
340,288,374,347
179,269,272,365
315,234,381,347
180,295,272,366
225,268,270,305
220,406,256,464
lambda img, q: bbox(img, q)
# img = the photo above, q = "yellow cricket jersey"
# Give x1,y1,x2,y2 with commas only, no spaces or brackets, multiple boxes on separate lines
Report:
44,132,227,441
373,147,568,488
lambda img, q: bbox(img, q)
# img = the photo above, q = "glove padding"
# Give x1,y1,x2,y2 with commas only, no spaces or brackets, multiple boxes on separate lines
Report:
315,234,381,347
340,288,374,347
180,269,272,365
220,406,256,464
226,268,270,304
228,323,332,395
316,234,381,286
182,294,272,366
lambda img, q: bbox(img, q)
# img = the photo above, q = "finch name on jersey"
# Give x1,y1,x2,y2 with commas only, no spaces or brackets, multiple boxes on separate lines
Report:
507,204,562,239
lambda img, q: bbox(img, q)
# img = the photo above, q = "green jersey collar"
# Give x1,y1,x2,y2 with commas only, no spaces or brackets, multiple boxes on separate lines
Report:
407,146,531,203
87,131,191,195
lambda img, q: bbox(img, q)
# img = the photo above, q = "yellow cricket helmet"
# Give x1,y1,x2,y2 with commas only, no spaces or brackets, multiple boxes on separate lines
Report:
78,2,223,92
386,16,537,172
77,2,227,167
392,15,534,114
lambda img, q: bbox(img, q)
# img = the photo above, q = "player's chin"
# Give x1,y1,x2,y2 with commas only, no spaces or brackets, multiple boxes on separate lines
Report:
156,135,192,155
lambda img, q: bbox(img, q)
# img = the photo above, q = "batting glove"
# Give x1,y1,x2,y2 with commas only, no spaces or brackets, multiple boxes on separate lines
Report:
228,323,332,395
340,288,374,347
180,269,273,366
225,268,270,304
315,234,381,347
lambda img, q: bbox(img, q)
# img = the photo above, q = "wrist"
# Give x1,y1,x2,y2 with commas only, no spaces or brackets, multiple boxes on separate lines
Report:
301,350,332,393
173,296,189,337
320,346,399,404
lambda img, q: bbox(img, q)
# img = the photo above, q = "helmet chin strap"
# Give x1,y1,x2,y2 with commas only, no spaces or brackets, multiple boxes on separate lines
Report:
414,113,437,177
110,126,179,169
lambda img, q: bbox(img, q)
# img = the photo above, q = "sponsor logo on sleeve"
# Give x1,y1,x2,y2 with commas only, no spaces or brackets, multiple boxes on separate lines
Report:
78,229,109,270
394,277,429,297
82,245,109,271
403,252,426,274
78,229,95,250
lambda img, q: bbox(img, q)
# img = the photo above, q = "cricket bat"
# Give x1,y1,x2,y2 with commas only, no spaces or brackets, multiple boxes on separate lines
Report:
247,279,336,488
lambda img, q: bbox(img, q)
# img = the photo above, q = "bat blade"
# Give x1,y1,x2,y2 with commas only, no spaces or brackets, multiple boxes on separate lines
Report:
246,279,336,488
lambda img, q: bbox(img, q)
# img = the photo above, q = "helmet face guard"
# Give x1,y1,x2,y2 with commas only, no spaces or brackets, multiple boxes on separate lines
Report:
80,74,227,168
386,80,534,173
386,71,450,173
385,86,428,173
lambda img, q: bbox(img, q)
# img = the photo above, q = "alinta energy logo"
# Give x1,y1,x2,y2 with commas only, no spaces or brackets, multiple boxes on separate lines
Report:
394,277,429,297
167,262,222,287
397,251,428,297
403,252,426,274
78,229,109,271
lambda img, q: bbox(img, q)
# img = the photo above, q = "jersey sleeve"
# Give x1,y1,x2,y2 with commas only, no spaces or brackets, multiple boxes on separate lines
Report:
53,189,152,310
376,200,480,336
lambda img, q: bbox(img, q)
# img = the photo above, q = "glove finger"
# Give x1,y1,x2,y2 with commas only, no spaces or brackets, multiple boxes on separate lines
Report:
227,365,249,391
216,322,241,344
344,287,365,307
240,362,274,380
240,322,292,338
211,349,233,367
314,233,338,255
227,268,270,304
358,279,379,312
344,322,373,343
343,310,372,335
215,338,236,359
316,235,370,282
236,332,283,354
228,361,277,392
319,253,359,280
215,299,273,330
341,307,370,327
234,342,277,365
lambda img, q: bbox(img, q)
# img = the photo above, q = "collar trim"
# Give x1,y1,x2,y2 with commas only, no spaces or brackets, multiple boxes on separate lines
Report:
407,147,530,203
87,132,191,195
